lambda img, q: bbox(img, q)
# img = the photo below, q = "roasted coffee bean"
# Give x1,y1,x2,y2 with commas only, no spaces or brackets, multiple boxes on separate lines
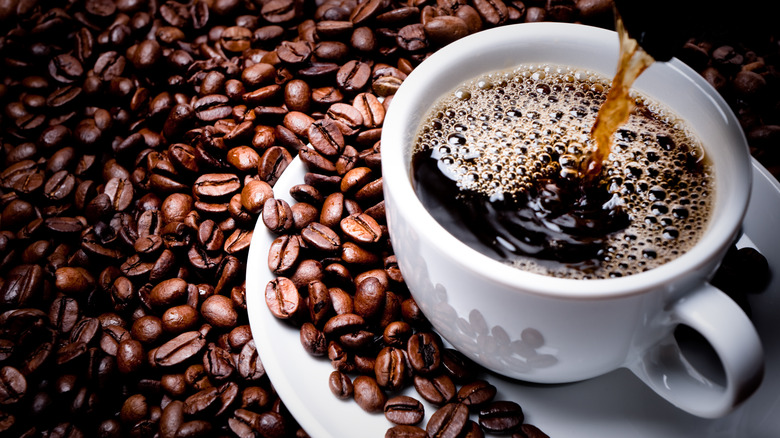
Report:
119,393,148,425
43,170,76,201
375,347,407,391
427,402,470,438
202,343,235,380
50,295,80,334
308,118,345,157
193,173,241,201
441,348,479,382
259,146,293,185
300,322,327,356
193,94,233,121
384,395,425,426
263,198,294,234
240,386,271,412
100,324,131,356
301,222,341,252
261,0,298,23
49,54,84,83
184,386,219,415
473,0,509,25
1,264,44,307
479,400,524,434
159,400,185,438
313,41,348,61
70,317,100,346
304,280,330,328
221,26,252,52
94,51,127,82
242,63,276,88
353,375,387,413
342,241,380,265
407,332,442,375
354,177,383,203
341,213,383,244
237,339,266,380
350,0,384,24
525,6,546,22
312,86,344,107
353,276,386,319
386,425,429,438
201,294,238,328
339,328,375,350
337,60,371,93
383,321,413,347
162,305,199,334
300,147,337,173
0,366,27,404
328,371,354,400
291,202,319,230
334,145,358,176
326,103,364,136
241,179,274,214
153,331,207,367
351,26,377,53
116,339,145,374
131,316,163,344
354,93,386,129
150,278,188,308
289,258,324,289
284,79,312,113
458,379,497,408
425,15,470,45
463,420,485,438
268,235,301,274
320,192,345,227
265,277,300,319
224,228,253,254
160,373,187,398
54,266,94,296
277,40,313,65
228,325,253,350
323,313,366,337
198,219,225,252
244,84,282,106
227,146,261,172
397,24,428,52
413,373,456,406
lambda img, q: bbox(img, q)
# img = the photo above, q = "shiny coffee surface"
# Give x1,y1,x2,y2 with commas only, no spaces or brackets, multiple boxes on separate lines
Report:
412,64,714,279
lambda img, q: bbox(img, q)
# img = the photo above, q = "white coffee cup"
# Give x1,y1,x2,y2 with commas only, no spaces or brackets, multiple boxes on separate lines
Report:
381,22,763,419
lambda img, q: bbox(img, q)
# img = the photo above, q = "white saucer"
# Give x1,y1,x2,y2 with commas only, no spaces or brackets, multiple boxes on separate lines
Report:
245,157,780,437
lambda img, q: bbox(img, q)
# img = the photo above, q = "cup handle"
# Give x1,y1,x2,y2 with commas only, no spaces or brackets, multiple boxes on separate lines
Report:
628,283,764,418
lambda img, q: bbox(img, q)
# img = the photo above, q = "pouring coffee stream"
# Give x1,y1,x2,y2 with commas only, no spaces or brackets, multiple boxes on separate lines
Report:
581,15,655,181
583,0,699,181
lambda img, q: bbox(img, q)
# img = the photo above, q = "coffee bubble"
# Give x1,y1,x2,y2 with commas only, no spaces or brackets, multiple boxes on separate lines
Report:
412,64,714,279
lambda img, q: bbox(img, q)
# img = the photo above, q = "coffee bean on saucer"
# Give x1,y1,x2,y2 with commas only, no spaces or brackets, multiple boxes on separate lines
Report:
384,395,425,425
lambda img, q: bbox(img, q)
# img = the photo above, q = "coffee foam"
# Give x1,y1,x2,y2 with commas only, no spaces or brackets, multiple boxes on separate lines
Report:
413,64,714,279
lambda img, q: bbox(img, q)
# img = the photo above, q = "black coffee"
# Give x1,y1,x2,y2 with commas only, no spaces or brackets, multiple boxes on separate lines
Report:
411,64,714,279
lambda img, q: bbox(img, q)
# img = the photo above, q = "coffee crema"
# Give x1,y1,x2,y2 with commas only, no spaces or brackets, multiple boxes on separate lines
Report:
411,64,714,279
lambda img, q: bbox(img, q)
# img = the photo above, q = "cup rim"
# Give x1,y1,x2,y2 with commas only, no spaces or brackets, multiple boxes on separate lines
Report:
381,22,753,299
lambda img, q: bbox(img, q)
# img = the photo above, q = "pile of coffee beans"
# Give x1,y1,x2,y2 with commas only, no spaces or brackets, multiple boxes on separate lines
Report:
672,18,779,176
0,0,775,437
